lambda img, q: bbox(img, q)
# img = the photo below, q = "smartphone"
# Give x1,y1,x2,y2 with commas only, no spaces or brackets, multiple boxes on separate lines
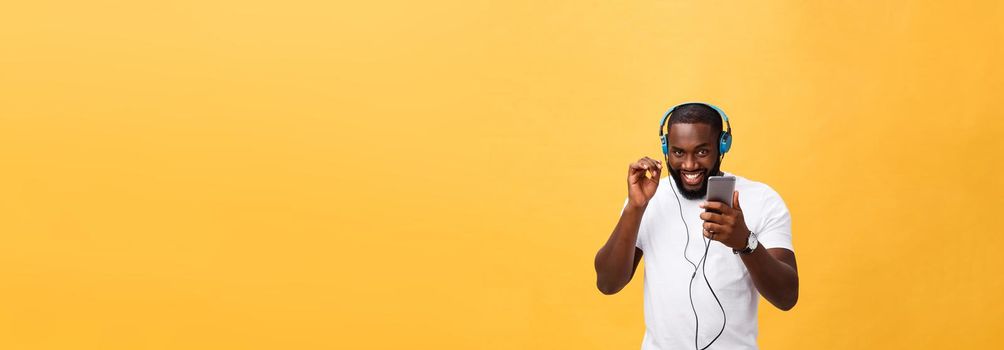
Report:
706,176,736,208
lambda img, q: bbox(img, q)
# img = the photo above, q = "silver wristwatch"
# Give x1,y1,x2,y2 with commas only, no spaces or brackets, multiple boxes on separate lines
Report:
733,231,758,255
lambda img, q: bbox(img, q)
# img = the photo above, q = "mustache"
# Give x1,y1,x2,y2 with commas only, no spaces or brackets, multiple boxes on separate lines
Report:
668,167,710,175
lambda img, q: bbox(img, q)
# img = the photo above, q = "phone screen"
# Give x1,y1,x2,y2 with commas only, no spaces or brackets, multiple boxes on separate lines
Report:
706,176,736,208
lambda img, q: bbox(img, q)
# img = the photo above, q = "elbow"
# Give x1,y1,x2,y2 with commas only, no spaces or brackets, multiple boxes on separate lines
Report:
774,275,799,311
777,299,797,311
776,289,799,311
597,285,622,295
594,258,626,295
596,279,625,295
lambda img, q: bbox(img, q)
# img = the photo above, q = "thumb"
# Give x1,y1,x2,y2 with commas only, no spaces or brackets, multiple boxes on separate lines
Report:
732,191,741,210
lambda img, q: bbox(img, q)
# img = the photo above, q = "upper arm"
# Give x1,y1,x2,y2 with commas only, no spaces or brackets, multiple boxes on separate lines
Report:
754,185,793,252
630,248,644,279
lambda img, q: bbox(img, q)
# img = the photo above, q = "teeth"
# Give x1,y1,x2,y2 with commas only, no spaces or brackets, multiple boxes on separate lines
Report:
684,173,700,180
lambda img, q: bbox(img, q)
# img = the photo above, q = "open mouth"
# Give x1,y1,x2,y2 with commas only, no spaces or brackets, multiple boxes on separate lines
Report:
680,170,705,186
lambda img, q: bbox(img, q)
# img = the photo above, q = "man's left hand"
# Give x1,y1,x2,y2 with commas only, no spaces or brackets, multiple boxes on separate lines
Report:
699,191,751,251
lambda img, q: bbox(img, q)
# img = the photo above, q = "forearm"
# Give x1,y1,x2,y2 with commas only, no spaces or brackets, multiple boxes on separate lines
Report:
594,205,644,294
740,246,799,310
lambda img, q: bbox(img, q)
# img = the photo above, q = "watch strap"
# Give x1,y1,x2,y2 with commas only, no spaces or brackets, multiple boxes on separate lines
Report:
733,231,757,255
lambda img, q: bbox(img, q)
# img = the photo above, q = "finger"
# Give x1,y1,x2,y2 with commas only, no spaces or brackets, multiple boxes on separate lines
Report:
700,201,730,214
639,160,652,173
699,211,727,223
645,157,662,169
628,163,645,183
638,158,652,177
641,157,656,170
630,161,647,171
629,169,646,184
649,162,662,179
733,191,741,210
640,158,661,179
629,161,646,175
703,222,728,234
629,171,643,185
703,228,725,240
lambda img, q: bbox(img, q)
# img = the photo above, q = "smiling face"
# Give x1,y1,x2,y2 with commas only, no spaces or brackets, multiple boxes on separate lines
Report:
665,122,723,200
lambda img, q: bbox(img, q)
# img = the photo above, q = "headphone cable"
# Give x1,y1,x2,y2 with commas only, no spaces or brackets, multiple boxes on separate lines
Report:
665,155,727,350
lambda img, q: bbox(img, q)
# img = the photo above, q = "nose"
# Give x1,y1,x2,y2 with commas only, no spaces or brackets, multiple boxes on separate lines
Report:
680,154,699,171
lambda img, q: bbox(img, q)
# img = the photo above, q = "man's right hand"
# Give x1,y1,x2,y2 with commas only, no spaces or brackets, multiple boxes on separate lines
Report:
627,156,662,210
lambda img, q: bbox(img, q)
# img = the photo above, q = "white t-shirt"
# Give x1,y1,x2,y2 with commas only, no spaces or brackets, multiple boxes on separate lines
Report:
622,172,793,350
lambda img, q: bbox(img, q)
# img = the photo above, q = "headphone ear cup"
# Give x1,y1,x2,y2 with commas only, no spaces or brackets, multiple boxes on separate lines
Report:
719,132,732,155
661,135,669,156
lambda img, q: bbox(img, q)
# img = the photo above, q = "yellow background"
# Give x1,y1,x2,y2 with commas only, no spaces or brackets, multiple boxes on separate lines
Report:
2,1,1002,349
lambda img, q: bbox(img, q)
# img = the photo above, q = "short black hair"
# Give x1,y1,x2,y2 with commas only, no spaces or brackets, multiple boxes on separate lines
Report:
666,103,723,133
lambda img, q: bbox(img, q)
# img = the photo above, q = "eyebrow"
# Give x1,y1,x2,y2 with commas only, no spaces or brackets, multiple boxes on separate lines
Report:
670,143,712,150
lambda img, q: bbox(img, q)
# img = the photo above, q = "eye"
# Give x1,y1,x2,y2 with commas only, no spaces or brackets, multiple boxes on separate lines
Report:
673,150,684,157
697,149,709,156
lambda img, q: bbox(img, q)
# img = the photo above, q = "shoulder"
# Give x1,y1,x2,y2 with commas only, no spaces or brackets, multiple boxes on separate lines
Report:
651,176,680,205
651,176,676,199
730,173,786,206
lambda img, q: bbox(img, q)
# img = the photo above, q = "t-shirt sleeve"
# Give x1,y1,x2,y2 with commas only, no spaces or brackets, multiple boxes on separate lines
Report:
620,197,647,251
755,187,794,252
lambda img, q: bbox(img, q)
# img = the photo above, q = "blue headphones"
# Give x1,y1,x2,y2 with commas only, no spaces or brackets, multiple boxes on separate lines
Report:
659,102,732,157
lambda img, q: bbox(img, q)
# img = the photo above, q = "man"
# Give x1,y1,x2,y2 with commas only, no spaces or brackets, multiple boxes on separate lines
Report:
594,103,798,349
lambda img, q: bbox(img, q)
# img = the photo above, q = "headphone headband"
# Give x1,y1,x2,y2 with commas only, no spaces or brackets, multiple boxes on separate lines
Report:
659,102,733,156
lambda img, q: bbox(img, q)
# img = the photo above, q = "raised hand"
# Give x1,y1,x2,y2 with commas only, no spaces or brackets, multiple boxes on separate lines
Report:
627,156,662,209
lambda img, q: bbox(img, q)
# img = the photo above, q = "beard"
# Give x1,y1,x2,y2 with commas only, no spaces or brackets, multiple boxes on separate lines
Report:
668,157,723,200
